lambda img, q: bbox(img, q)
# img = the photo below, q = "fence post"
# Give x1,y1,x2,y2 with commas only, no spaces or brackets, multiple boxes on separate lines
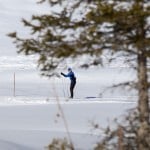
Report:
14,72,16,97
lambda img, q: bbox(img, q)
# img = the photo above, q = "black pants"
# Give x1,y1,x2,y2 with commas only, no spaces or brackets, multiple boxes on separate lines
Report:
70,80,76,98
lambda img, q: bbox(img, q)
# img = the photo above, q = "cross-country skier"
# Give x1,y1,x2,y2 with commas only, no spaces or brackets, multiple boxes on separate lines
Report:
61,68,76,98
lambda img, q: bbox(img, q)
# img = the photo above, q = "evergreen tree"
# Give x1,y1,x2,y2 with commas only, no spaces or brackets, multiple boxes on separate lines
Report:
8,0,150,149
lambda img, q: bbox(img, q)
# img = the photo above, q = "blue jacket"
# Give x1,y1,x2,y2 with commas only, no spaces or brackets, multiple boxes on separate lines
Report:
61,71,76,82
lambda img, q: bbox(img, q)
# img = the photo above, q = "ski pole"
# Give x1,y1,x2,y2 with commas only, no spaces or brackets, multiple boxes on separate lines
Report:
61,77,66,97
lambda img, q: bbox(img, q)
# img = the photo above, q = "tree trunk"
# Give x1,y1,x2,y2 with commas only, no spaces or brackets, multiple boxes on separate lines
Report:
117,126,124,150
137,52,150,150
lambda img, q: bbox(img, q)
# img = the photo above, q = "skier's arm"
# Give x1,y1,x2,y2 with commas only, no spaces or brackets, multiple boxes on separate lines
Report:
61,72,68,77
61,72,71,77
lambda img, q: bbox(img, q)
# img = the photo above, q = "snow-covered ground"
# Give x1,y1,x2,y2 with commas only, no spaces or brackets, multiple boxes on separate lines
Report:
0,100,136,150
0,0,138,149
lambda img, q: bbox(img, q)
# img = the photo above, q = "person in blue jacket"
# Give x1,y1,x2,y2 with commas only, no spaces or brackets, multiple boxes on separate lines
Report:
61,68,76,98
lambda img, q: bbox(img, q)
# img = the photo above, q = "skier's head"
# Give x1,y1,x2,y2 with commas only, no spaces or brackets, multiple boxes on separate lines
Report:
68,67,72,72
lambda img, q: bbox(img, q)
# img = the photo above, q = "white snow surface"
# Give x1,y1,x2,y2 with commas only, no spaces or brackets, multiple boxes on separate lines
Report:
0,0,139,149
0,97,136,150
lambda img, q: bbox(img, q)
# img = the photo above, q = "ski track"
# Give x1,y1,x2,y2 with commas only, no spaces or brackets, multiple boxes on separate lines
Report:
0,96,137,106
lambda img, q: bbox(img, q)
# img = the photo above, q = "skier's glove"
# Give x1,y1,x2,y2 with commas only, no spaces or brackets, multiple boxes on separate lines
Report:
61,72,64,76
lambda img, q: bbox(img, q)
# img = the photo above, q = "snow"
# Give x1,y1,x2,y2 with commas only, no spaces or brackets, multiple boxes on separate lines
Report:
0,98,136,150
0,0,138,149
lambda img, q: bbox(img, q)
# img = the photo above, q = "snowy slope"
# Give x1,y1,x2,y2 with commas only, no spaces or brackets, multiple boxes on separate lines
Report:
0,100,136,150
0,139,33,150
